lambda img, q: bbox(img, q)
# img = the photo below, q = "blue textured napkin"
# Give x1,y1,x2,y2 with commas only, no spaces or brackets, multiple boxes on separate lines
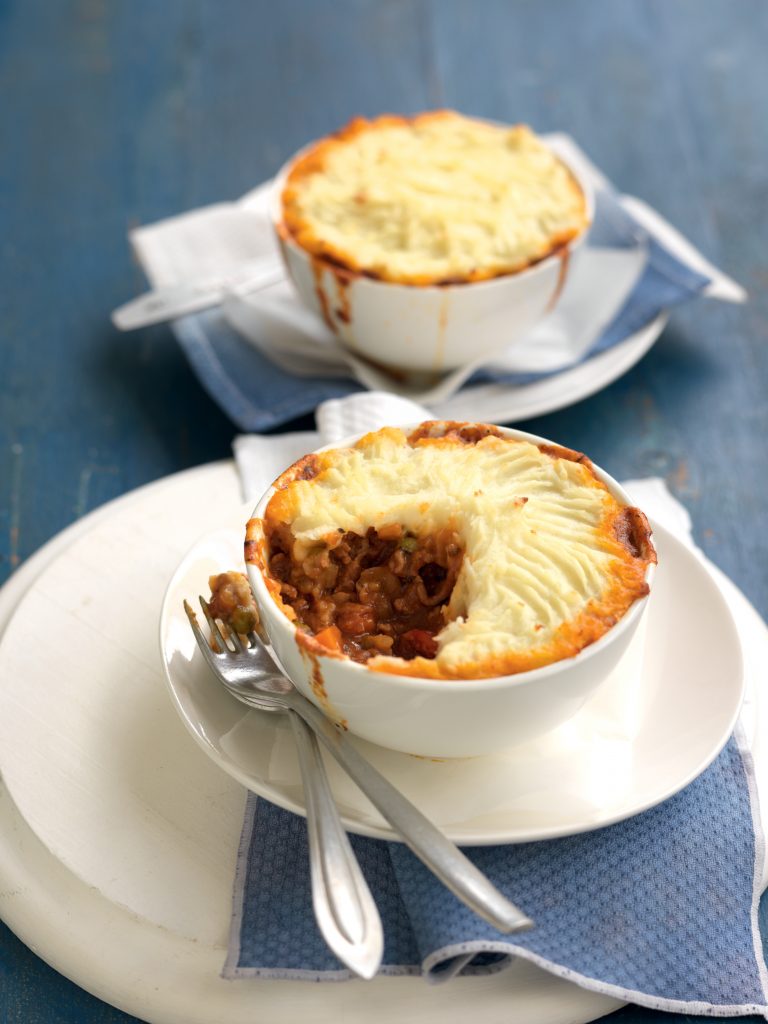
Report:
225,734,768,1015
167,185,711,432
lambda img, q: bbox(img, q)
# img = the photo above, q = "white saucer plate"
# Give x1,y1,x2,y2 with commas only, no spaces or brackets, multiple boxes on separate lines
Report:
430,313,667,423
161,516,744,845
0,462,763,1024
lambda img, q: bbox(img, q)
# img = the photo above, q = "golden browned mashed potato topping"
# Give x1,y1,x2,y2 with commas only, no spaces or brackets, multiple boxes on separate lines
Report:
246,423,655,680
279,111,589,286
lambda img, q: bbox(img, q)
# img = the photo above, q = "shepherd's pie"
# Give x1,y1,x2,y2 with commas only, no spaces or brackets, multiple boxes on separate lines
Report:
246,422,656,680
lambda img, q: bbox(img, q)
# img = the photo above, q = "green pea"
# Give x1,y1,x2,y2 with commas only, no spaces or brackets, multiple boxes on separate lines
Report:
231,607,257,635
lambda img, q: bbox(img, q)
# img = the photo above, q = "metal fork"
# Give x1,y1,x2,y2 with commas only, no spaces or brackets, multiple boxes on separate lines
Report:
187,598,383,980
186,598,533,936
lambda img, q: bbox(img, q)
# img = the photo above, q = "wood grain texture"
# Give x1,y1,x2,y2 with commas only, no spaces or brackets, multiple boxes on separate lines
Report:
0,1,766,1020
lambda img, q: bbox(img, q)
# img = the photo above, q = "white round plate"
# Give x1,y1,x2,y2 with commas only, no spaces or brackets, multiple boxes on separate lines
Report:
0,462,624,1024
0,461,763,1024
160,514,743,845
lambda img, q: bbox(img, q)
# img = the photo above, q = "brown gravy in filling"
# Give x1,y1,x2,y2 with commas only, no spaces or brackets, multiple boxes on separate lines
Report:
266,523,464,663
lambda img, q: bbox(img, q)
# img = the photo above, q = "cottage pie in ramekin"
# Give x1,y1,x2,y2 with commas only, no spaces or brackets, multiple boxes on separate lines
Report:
245,423,654,756
272,113,594,373
246,416,654,678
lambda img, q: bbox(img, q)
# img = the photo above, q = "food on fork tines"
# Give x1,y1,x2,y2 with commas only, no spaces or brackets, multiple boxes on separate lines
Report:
207,571,259,636
248,421,656,680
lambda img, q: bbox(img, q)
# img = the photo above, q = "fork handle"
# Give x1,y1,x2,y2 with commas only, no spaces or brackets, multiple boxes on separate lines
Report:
287,711,383,979
283,692,533,935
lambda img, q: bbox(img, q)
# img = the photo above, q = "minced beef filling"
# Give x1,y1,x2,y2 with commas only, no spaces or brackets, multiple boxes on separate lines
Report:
267,523,464,663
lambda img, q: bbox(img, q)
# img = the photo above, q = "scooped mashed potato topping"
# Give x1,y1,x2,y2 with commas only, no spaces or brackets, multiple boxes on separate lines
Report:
247,422,656,680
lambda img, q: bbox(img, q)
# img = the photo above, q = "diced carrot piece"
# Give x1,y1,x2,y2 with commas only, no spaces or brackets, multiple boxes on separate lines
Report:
314,625,343,652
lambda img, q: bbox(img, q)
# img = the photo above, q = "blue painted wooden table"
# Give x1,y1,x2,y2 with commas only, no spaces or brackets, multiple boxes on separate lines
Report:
1,1,766,1020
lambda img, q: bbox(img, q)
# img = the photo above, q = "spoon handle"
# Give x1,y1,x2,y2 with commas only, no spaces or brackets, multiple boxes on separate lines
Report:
287,710,383,979
284,692,533,935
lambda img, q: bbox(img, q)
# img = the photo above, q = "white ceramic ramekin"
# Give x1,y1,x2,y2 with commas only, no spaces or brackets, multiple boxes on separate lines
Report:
270,131,594,374
246,426,655,759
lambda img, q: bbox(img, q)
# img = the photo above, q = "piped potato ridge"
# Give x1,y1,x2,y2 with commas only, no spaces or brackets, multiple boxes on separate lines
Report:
248,422,656,680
